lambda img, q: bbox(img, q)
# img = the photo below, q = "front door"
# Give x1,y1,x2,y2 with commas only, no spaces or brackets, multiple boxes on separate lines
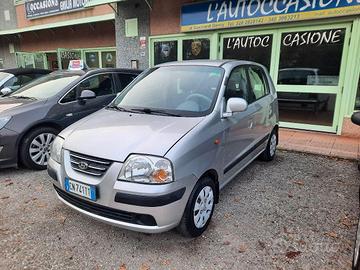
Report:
222,65,257,176
50,73,117,128
57,48,82,70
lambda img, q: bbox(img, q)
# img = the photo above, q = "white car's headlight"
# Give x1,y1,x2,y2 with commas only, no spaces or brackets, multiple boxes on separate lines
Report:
118,155,174,184
50,136,64,163
0,116,11,130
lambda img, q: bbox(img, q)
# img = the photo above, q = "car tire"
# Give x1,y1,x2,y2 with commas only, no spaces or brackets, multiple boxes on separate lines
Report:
353,217,360,270
259,128,278,162
19,127,59,170
177,177,216,238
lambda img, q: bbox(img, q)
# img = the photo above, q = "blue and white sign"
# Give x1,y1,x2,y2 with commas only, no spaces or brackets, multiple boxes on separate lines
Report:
25,0,89,19
181,0,360,32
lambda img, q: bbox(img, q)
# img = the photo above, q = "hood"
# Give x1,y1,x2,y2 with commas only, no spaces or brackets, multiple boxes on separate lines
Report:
62,109,203,162
0,97,45,115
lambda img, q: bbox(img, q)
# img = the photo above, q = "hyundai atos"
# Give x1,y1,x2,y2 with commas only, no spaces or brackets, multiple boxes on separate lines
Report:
48,60,279,237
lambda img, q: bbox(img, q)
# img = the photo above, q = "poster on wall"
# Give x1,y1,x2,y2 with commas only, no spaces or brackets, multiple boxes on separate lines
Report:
154,41,178,65
181,0,360,32
183,38,210,60
25,0,89,19
223,34,273,70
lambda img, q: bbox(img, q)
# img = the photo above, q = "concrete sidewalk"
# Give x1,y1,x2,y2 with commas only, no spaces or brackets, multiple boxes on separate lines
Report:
278,128,360,160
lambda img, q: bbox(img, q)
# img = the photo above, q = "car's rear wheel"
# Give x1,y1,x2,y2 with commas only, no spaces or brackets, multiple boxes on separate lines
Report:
177,177,215,237
20,127,58,170
259,128,278,161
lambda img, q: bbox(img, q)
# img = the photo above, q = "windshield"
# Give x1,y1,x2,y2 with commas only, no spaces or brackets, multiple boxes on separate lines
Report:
113,66,224,117
10,74,80,100
0,72,11,81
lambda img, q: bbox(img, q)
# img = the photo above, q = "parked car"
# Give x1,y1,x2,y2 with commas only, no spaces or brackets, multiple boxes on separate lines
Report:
352,111,360,270
0,68,51,96
0,68,141,170
48,60,279,237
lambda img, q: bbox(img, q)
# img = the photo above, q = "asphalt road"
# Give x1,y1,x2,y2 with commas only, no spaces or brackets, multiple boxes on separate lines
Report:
0,151,359,270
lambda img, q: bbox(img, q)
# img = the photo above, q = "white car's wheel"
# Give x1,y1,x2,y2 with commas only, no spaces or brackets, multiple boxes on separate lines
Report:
177,177,216,237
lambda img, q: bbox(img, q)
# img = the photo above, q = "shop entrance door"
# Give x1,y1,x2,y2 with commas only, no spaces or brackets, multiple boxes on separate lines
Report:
57,48,82,70
220,23,351,133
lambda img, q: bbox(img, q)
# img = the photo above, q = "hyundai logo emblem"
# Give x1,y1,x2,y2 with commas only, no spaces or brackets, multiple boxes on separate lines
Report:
78,161,89,170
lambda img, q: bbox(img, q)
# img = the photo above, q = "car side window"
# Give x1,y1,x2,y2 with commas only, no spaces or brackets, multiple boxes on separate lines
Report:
4,76,21,90
116,73,137,92
79,73,115,96
60,88,77,104
247,66,269,101
224,66,253,103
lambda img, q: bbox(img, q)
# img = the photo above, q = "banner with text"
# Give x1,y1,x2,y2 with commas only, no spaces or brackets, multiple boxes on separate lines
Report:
25,0,89,19
181,0,360,32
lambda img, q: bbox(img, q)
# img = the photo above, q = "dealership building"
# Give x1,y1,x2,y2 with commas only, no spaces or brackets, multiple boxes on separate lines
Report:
0,0,359,136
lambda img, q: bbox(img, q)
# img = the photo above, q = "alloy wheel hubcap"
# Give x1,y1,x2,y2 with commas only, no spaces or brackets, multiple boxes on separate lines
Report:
193,186,214,229
29,133,56,166
270,134,277,157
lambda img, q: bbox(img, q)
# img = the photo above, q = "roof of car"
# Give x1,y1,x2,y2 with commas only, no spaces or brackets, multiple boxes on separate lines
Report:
156,60,260,67
1,68,51,75
49,68,143,76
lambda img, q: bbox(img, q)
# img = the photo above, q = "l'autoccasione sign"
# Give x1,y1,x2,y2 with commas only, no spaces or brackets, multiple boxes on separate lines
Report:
181,0,360,32
25,0,89,19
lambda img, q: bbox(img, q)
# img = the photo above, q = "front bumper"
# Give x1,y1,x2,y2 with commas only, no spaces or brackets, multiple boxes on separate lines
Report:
48,151,196,233
0,128,19,169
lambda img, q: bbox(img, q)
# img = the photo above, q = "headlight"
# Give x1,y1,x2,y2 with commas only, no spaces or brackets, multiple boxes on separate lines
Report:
50,136,64,163
0,116,11,130
118,155,174,184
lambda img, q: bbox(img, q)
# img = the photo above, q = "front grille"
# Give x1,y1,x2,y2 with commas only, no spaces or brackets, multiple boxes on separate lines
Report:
69,151,112,177
54,185,157,226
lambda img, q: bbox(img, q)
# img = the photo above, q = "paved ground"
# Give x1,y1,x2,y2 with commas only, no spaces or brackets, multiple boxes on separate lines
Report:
279,128,360,160
0,151,359,270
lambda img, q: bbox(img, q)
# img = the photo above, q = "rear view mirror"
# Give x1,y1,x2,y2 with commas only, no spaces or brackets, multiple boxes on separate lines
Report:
0,87,12,96
77,89,96,104
223,98,248,117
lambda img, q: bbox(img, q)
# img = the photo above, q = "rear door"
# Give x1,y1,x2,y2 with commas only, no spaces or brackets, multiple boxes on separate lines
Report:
115,73,138,93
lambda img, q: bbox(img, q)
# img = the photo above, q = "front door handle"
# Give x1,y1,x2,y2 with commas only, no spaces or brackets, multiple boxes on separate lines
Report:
248,119,254,129
65,113,73,117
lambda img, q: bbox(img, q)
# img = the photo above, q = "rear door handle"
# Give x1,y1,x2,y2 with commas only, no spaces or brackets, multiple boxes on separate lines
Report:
66,113,73,117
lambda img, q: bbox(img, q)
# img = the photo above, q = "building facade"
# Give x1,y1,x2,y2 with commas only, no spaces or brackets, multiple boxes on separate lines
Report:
114,0,360,135
0,0,117,71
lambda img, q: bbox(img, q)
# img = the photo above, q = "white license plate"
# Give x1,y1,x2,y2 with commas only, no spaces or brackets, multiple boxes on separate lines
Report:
64,178,96,201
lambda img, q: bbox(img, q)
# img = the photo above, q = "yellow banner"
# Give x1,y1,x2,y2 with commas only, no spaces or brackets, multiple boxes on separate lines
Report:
181,6,360,32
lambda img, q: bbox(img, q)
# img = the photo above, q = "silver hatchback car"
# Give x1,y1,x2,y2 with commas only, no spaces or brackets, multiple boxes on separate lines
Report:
48,60,279,237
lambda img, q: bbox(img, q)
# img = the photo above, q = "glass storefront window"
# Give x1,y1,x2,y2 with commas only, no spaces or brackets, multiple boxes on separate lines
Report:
183,38,210,60
154,41,178,65
101,51,116,68
85,52,100,68
60,50,81,70
223,34,273,71
278,28,345,86
355,76,360,110
278,92,336,126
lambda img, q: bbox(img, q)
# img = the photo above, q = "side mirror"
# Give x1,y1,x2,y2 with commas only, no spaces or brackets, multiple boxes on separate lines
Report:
0,87,12,96
351,111,360,126
77,89,96,104
223,98,248,117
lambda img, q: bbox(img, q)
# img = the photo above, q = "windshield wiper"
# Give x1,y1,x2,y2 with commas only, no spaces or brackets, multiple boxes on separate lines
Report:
131,108,181,117
11,96,36,100
106,105,135,113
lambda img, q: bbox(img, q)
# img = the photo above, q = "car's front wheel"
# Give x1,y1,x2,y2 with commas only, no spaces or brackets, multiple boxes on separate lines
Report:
259,128,278,161
20,127,59,170
177,177,215,237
